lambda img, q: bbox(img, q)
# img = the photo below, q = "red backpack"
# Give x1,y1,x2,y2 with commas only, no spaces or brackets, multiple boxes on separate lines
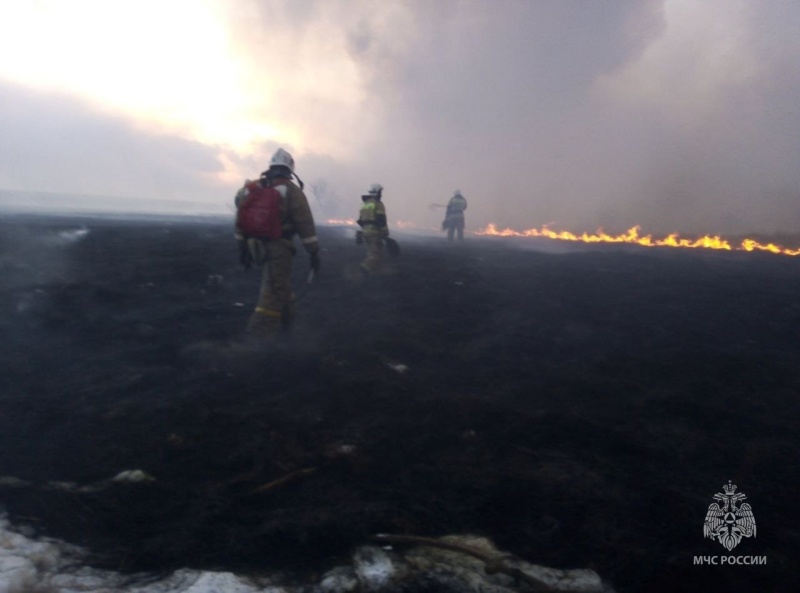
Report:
235,180,284,240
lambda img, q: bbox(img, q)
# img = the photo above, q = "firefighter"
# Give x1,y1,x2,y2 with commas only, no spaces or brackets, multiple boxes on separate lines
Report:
235,148,320,339
357,183,389,275
444,189,468,241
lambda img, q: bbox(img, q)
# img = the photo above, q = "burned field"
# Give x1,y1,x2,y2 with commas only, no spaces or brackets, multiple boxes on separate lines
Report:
0,214,798,592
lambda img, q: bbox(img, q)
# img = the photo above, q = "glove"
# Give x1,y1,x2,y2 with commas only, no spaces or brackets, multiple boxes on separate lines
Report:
238,240,253,270
309,251,321,272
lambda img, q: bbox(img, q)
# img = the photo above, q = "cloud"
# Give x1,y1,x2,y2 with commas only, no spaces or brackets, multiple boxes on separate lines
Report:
586,0,800,234
323,0,672,228
232,0,800,235
0,81,233,211
2,0,800,234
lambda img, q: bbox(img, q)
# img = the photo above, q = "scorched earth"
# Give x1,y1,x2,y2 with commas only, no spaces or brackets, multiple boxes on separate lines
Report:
0,214,798,593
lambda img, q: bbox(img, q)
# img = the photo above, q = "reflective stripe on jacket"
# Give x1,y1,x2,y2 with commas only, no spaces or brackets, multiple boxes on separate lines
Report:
358,197,388,235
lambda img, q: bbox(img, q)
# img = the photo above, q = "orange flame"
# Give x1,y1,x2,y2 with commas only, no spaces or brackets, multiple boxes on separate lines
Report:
477,224,800,257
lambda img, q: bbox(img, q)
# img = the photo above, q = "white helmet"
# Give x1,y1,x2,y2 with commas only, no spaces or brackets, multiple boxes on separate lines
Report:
369,183,383,196
269,148,295,172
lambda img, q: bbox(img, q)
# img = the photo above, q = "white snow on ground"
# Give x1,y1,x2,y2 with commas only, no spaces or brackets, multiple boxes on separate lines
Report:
353,546,395,589
55,227,90,244
0,515,612,593
0,516,272,593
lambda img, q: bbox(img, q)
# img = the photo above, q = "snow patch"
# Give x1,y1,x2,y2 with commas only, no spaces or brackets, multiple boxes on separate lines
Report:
0,517,271,593
0,517,610,593
353,546,395,590
59,226,89,240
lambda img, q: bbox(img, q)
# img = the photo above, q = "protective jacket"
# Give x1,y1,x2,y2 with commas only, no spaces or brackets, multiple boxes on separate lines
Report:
358,196,388,237
235,177,319,256
446,194,468,222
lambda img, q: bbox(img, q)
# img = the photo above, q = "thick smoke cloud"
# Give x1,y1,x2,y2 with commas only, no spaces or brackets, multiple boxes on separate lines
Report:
330,1,668,229
0,82,231,212
2,0,800,234
318,0,800,234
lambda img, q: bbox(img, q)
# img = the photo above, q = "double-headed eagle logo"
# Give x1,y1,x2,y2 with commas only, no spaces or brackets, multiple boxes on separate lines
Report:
703,481,757,551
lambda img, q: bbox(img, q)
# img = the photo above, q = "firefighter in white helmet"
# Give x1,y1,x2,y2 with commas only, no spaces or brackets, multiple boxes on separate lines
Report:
356,183,389,274
443,189,468,241
234,148,320,339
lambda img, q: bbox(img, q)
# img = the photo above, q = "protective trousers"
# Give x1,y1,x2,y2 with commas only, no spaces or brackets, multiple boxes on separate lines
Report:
246,239,296,338
360,233,384,274
447,216,465,241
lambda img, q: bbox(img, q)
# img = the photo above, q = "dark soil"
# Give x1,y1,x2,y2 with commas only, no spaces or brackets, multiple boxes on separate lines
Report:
1,214,798,592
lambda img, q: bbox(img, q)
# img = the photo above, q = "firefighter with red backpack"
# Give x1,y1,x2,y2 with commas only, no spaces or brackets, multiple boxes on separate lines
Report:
234,148,320,339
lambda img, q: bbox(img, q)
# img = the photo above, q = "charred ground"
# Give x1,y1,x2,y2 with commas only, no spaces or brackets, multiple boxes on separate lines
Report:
0,214,798,592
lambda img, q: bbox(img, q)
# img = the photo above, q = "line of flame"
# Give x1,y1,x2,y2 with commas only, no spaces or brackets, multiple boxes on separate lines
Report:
476,224,800,257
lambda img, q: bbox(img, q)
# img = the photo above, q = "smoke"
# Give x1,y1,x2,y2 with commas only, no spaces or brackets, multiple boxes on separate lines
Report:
0,83,232,211
231,0,800,235
327,0,800,235
337,1,662,227
2,0,800,234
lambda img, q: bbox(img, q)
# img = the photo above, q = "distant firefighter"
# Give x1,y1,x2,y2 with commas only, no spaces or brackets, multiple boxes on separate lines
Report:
442,190,468,241
357,183,390,274
234,148,320,340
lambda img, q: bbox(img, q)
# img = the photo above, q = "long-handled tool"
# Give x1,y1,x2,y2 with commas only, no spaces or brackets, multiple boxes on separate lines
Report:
293,268,316,303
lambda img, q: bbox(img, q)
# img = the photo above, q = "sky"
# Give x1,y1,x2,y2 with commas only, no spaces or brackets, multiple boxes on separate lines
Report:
1,0,799,235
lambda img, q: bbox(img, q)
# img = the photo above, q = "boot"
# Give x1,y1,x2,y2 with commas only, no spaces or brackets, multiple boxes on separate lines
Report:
246,308,282,339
